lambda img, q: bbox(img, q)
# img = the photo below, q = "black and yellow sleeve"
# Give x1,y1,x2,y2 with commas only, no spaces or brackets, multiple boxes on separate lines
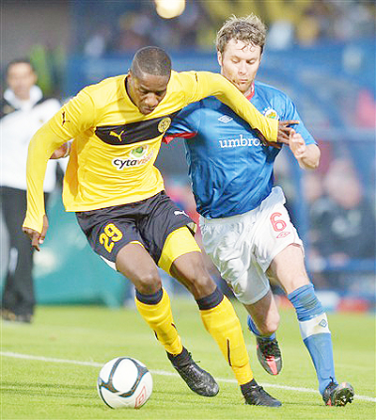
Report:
23,90,96,233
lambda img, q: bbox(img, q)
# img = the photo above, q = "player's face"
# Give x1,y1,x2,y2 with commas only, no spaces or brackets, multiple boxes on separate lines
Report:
6,62,37,100
218,39,262,97
127,72,170,115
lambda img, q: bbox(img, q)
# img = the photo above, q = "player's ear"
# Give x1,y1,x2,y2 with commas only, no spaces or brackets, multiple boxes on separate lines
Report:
217,51,223,67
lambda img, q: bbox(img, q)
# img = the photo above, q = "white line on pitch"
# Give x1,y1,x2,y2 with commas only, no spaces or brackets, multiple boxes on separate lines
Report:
1,351,375,403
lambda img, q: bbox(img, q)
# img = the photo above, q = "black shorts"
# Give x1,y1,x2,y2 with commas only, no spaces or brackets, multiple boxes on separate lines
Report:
76,191,194,265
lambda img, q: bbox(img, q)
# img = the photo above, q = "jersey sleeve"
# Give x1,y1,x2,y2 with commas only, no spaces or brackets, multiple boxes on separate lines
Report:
177,71,278,142
280,96,316,146
164,104,199,144
23,90,96,233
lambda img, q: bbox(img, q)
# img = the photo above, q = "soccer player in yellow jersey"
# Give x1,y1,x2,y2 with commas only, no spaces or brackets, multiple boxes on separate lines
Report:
23,47,295,406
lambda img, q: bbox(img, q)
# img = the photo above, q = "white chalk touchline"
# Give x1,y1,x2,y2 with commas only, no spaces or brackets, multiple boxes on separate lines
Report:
1,351,375,403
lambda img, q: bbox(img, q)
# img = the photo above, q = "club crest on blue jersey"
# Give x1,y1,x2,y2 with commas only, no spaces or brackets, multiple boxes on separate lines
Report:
264,108,278,120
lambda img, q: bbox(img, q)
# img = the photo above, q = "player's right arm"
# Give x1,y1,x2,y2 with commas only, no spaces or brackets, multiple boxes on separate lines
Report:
22,90,95,246
177,71,296,144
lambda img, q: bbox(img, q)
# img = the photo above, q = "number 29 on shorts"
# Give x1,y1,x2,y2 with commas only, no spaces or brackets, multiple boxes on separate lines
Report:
99,223,123,253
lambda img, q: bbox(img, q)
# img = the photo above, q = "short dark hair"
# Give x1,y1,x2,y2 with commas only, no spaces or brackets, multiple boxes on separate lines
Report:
130,47,171,78
6,58,35,76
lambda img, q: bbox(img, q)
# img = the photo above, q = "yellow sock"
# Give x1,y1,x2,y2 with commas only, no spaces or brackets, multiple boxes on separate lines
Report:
135,288,183,356
200,295,253,385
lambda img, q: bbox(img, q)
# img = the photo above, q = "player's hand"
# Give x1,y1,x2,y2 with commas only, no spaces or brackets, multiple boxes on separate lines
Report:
22,215,49,251
289,129,306,159
277,120,300,144
257,120,300,149
50,142,70,159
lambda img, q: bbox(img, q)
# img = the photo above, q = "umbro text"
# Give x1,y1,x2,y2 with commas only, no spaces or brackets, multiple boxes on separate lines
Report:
219,134,261,148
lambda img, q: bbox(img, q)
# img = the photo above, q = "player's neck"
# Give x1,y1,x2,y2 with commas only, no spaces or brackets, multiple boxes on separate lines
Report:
245,82,255,101
125,76,136,107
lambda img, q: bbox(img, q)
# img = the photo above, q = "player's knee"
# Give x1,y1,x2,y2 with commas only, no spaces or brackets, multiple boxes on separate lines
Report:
185,270,216,299
134,271,162,295
194,274,216,298
171,254,216,298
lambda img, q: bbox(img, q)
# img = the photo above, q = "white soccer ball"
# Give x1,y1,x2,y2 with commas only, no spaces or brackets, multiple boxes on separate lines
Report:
97,357,153,409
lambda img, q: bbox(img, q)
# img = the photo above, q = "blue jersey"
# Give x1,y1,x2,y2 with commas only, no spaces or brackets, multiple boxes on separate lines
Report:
165,80,316,219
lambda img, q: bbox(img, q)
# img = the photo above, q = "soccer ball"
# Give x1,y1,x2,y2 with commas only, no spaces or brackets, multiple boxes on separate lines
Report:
97,357,153,409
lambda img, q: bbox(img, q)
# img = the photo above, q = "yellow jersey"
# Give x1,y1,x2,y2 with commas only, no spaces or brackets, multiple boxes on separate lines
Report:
23,71,278,233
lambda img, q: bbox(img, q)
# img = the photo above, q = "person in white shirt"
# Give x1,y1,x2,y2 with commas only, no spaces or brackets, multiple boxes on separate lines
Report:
0,59,63,323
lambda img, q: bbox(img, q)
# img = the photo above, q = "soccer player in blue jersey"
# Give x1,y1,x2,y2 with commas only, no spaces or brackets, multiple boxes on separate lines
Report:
164,15,354,407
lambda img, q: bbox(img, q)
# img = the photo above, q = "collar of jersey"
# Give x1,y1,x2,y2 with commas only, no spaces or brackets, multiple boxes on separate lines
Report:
245,82,255,101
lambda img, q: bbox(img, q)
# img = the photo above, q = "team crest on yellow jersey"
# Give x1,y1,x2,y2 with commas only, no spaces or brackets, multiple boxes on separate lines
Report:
264,108,278,119
158,117,171,133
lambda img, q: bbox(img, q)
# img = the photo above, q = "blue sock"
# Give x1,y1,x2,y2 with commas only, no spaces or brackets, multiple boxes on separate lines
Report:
247,315,276,341
288,284,336,395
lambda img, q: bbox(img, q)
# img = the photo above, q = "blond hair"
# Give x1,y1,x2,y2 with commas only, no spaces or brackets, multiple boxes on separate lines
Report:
216,14,267,54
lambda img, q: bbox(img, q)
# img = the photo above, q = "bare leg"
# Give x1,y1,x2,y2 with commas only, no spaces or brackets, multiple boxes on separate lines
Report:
268,244,349,400
243,289,280,336
267,244,309,294
116,243,162,294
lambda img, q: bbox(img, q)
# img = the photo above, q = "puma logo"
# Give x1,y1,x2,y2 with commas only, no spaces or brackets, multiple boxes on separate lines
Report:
110,130,125,142
174,210,188,217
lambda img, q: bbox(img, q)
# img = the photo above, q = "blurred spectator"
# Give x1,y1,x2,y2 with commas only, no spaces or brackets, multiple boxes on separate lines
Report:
356,89,376,128
74,1,375,53
116,10,153,52
84,24,113,58
307,158,375,287
0,59,64,323
267,20,295,50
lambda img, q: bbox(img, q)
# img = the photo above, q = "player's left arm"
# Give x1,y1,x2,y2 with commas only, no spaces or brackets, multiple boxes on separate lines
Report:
289,129,320,169
280,95,320,169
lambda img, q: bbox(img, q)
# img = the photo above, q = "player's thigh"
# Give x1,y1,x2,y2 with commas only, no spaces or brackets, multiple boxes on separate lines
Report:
267,244,310,295
254,201,303,271
139,191,197,269
163,227,216,298
116,243,161,294
200,217,270,304
76,209,161,292
76,213,139,263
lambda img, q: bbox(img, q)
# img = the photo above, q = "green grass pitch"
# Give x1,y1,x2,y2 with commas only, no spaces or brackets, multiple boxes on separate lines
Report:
1,298,375,419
